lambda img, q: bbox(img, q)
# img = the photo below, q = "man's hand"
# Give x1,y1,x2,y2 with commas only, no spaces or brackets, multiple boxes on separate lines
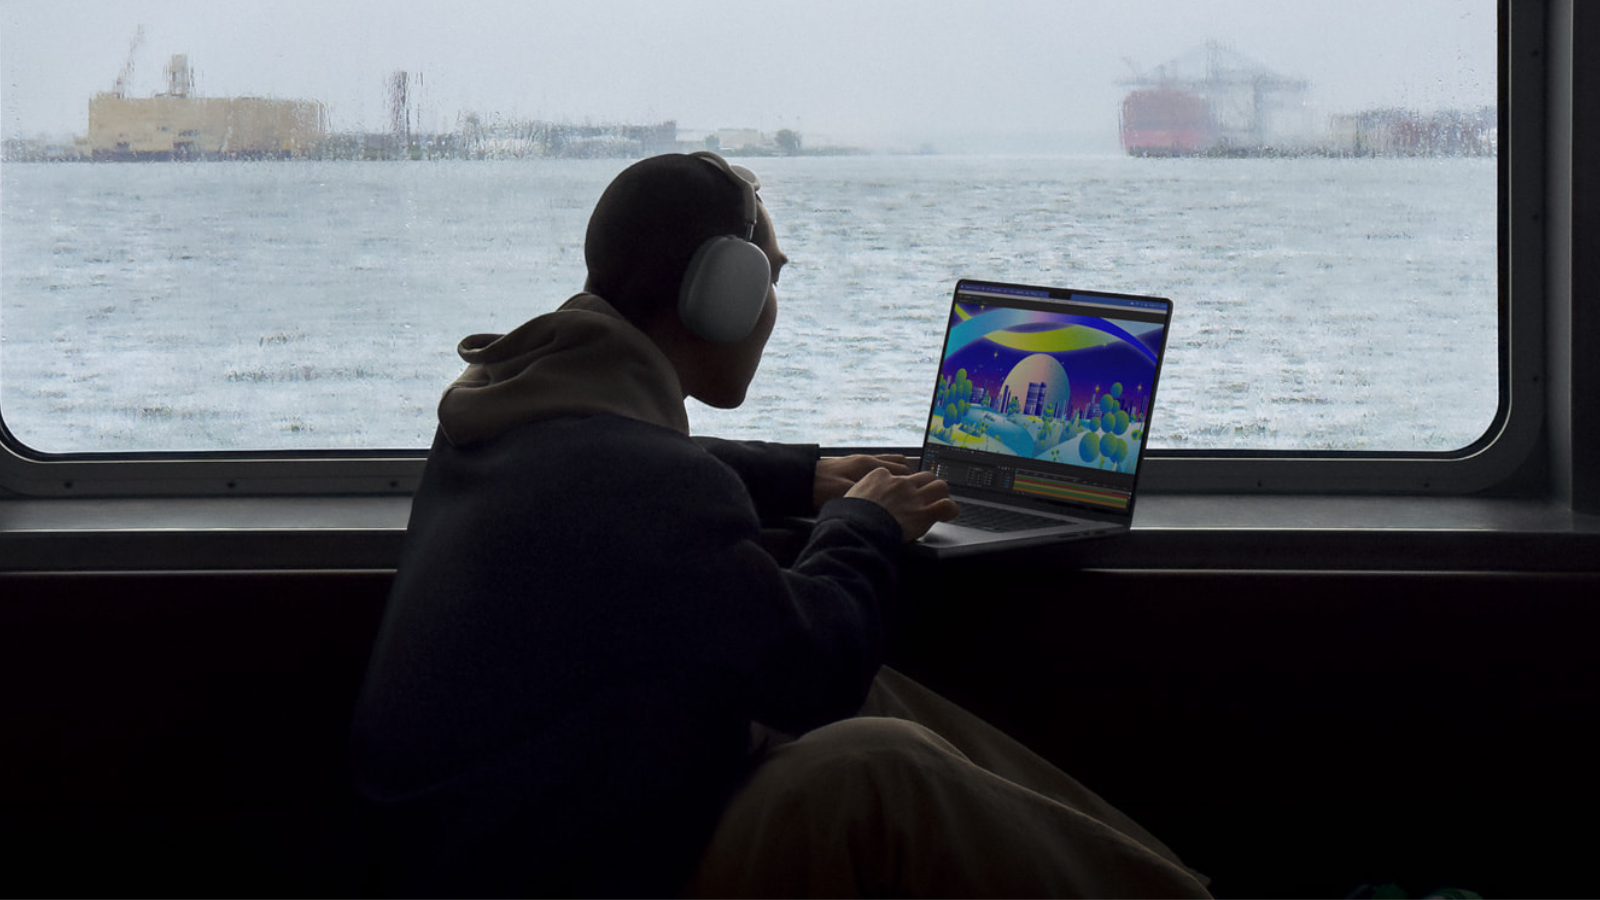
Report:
812,453,913,511
844,467,960,544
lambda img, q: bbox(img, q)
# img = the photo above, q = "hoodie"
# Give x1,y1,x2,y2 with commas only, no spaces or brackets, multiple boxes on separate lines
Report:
438,292,690,445
350,292,904,896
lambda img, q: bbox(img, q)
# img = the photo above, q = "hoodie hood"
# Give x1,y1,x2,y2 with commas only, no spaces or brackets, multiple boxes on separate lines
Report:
437,293,689,446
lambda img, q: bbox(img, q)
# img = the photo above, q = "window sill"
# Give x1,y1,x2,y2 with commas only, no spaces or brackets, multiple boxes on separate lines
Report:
1,492,1595,574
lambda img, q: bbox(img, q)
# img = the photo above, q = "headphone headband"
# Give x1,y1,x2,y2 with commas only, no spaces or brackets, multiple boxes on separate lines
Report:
688,151,760,241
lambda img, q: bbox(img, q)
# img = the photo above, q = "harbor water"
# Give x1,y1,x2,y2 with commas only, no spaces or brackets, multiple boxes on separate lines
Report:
0,153,1497,454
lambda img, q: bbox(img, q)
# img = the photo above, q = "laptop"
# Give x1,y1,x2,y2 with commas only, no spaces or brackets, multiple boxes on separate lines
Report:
910,279,1173,558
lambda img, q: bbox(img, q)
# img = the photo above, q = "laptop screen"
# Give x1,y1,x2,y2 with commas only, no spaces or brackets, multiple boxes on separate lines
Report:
919,279,1172,521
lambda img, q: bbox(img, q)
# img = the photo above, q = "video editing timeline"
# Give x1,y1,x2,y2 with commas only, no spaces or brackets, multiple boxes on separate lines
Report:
1011,468,1131,511
922,449,1133,512
924,454,1013,492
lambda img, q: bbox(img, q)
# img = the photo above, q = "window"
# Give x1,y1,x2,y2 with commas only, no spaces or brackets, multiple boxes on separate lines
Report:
0,1,1532,496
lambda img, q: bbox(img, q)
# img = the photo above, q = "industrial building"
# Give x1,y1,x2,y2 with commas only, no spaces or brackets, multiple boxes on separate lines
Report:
86,51,326,160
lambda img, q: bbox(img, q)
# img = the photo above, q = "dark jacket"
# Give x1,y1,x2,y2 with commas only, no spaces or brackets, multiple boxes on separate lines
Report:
349,295,902,895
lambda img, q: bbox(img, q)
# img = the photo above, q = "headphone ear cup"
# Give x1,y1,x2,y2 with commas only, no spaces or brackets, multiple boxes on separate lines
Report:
678,236,772,343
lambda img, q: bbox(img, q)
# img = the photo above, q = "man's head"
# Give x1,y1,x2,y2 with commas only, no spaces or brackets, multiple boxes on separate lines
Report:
584,153,787,408
585,153,763,330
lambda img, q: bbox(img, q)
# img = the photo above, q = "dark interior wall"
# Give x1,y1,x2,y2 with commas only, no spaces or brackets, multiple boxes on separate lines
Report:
1,567,1595,898
0,571,390,897
6,563,1593,890
892,567,1600,899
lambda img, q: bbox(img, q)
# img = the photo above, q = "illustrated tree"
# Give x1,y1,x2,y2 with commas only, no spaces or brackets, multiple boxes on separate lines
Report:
952,369,973,421
1079,432,1101,463
1106,435,1128,470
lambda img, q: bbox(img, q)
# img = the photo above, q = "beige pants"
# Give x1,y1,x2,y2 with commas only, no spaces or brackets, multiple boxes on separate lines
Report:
686,667,1211,898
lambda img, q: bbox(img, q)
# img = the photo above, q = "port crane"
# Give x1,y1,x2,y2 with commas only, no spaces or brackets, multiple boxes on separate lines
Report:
111,25,145,98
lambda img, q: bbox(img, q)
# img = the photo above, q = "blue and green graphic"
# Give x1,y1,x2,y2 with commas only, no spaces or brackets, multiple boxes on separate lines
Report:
925,302,1165,474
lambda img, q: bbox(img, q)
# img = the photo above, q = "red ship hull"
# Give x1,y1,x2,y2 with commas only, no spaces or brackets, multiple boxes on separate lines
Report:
1119,88,1215,156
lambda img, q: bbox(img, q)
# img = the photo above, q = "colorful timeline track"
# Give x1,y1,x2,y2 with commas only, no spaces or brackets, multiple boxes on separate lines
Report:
1012,472,1130,510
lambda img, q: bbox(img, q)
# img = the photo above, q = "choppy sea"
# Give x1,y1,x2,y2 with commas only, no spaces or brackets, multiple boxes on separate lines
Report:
0,153,1497,454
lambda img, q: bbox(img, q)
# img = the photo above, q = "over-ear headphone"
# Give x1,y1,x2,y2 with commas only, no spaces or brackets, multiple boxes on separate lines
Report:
678,151,773,343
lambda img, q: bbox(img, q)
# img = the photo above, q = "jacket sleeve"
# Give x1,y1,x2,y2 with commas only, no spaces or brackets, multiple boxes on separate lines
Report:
660,438,903,736
757,496,906,732
693,437,819,519
692,488,905,735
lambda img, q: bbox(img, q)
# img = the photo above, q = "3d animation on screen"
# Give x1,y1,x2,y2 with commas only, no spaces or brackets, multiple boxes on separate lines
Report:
924,302,1165,474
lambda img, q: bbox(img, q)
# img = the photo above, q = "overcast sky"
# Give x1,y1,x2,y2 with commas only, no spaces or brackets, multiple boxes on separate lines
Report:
1,0,1496,151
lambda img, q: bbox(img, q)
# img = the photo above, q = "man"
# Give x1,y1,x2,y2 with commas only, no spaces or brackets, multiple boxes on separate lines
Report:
350,153,1208,897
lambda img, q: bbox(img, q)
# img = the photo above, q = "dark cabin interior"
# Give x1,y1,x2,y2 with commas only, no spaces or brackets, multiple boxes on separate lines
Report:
2,2,1596,897
3,549,1597,897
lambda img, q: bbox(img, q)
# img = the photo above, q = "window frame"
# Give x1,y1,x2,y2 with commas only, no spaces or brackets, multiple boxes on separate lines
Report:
0,0,1546,500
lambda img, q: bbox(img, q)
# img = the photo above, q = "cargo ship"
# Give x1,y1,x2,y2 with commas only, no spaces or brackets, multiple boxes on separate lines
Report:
1118,87,1217,157
1118,41,1497,158
1119,42,1312,157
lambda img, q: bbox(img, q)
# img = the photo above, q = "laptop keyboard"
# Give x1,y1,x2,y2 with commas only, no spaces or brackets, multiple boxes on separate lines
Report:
954,503,1066,533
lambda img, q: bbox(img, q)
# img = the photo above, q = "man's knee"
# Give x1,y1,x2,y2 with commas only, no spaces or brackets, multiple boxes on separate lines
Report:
729,716,970,832
784,716,964,781
689,718,963,896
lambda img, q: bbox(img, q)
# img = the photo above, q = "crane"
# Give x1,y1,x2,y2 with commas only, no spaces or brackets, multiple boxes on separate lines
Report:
111,25,145,98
